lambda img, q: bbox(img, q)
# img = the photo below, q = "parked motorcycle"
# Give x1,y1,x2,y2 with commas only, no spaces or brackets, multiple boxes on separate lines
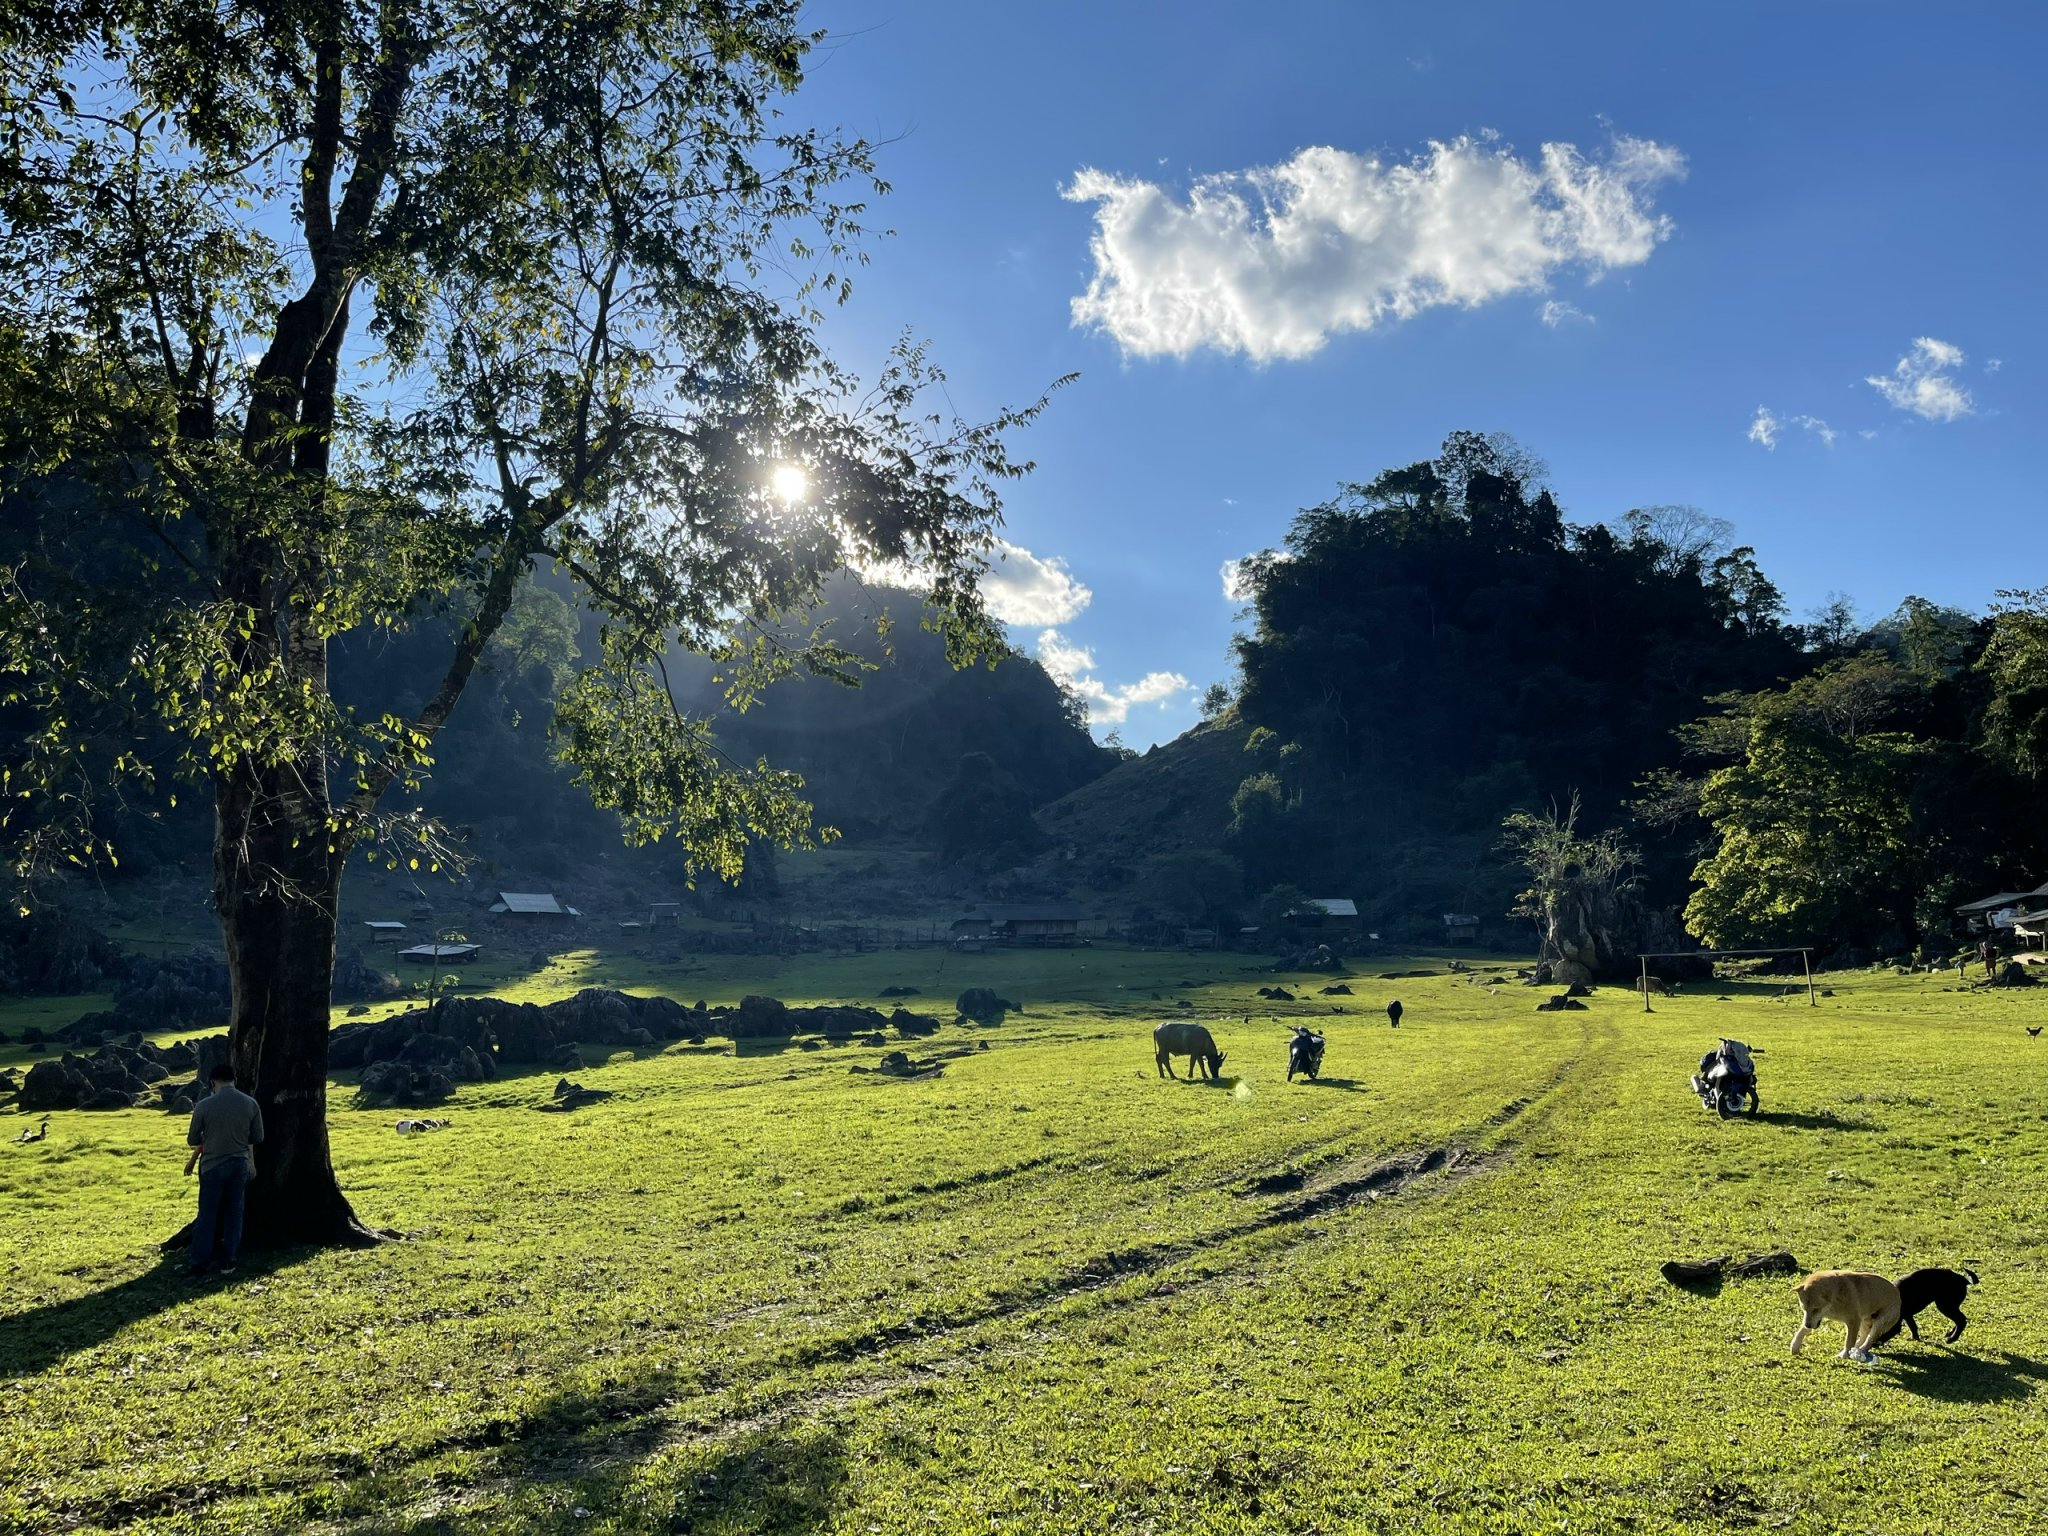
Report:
1691,1038,1761,1118
1287,1026,1326,1081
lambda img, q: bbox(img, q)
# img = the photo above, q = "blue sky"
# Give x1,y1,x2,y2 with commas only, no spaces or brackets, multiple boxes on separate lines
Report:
793,1,2043,746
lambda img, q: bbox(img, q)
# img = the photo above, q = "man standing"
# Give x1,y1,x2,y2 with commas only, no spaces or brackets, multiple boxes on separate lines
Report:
185,1061,264,1276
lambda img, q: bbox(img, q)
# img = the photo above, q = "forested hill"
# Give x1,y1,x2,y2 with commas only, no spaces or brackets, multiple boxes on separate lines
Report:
1039,433,1832,940
647,577,1114,844
1229,434,1807,887
44,571,1108,885
333,571,1111,867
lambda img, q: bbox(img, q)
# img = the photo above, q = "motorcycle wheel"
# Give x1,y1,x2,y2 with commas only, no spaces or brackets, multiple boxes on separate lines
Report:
1716,1093,1743,1120
1746,1089,1761,1117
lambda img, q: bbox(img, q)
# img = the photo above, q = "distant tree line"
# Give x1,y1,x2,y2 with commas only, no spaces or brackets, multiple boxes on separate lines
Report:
1649,594,2048,957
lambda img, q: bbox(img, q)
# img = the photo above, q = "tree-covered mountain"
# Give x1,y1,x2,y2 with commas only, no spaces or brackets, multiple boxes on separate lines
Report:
1046,433,1806,936
1047,436,2048,959
328,572,1112,872
20,419,2046,960
6,566,1108,890
646,576,1111,850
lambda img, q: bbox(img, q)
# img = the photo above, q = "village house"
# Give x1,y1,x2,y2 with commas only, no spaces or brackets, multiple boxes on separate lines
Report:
487,891,582,920
949,902,1086,947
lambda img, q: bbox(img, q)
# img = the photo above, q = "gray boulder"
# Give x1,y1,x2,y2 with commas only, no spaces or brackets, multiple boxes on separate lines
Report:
353,1059,455,1109
891,1008,942,1037
538,1078,614,1111
20,1058,94,1111
955,988,1016,1024
731,994,791,1038
398,1031,467,1066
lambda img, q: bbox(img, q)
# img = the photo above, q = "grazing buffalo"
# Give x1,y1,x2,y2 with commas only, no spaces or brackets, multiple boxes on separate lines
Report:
1154,1020,1225,1080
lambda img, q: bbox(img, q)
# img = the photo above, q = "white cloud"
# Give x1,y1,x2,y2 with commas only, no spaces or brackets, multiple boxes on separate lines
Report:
1984,357,2003,373
1540,298,1594,328
1036,627,1190,726
1750,406,1839,450
1221,550,1291,601
859,540,1091,628
1063,132,1684,361
1858,428,1878,440
1791,414,1837,447
1866,337,1974,421
980,542,1092,626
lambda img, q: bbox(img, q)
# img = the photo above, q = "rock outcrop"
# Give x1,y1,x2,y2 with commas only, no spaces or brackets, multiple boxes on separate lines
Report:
18,1032,223,1111
955,988,1016,1024
354,1059,456,1109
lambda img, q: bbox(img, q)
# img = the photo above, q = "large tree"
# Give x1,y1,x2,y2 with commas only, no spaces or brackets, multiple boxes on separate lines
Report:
0,1,1054,1246
1979,588,2048,780
1680,657,1931,952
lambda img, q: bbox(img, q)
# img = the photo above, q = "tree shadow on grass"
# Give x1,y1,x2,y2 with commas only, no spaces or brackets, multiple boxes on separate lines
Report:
1748,1109,1882,1133
1883,1348,2048,1403
0,1246,310,1379
35,1351,853,1534
1660,1272,1725,1299
394,1401,852,1535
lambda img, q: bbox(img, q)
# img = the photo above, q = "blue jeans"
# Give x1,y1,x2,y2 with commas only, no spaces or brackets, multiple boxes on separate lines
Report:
190,1159,251,1271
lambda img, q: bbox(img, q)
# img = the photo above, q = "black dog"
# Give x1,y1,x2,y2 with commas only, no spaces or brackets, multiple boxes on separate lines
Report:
1877,1266,1980,1345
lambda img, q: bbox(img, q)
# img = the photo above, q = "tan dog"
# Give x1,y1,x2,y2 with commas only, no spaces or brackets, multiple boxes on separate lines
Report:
1791,1270,1901,1363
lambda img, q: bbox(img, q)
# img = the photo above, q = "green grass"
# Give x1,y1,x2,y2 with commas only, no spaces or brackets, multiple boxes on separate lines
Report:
3,950,2046,1534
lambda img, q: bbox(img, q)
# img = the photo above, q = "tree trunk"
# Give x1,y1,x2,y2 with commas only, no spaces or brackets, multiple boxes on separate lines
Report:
207,760,382,1249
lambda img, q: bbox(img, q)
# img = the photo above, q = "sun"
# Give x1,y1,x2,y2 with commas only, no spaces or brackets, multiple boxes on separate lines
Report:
770,464,808,504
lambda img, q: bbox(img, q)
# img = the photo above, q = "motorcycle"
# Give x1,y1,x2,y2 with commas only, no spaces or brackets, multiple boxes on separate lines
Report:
1691,1038,1761,1118
1287,1026,1326,1082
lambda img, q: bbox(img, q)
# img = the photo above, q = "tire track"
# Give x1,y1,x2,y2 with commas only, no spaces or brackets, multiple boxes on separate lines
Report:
334,1091,1561,1534
184,1058,1601,1536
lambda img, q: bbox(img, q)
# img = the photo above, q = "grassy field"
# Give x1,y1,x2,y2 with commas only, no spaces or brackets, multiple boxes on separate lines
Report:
3,947,2046,1535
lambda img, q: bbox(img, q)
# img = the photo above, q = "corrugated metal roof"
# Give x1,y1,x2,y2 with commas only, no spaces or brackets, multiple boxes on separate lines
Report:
1955,891,2034,915
497,891,567,914
1442,912,1481,926
364,921,407,931
399,943,480,961
1308,898,1357,917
